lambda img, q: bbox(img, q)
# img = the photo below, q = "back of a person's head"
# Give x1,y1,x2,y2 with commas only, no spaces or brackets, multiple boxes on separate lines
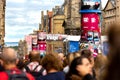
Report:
29,50,40,62
41,53,63,71
81,49,92,58
81,49,92,62
94,53,107,69
108,23,120,49
103,23,120,80
1,47,17,64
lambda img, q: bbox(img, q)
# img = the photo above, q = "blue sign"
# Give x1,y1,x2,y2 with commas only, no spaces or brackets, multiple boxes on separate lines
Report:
68,41,80,53
80,10,101,13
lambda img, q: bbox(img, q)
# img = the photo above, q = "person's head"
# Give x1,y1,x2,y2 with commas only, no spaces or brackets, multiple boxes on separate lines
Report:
108,23,120,49
94,53,107,70
0,48,18,69
94,53,107,80
68,56,92,78
29,50,41,63
41,53,63,72
58,53,65,61
103,23,120,80
81,49,94,67
67,52,81,65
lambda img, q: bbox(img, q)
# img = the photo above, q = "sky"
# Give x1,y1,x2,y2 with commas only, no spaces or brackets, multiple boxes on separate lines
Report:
5,0,108,42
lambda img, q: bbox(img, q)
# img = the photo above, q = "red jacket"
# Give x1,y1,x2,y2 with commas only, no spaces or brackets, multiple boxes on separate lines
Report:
0,68,35,80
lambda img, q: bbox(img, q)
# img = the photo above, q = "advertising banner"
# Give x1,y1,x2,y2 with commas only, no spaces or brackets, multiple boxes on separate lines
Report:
32,36,37,45
81,0,101,10
38,42,46,51
87,31,93,41
68,41,80,53
32,35,38,51
93,32,99,41
81,13,100,41
25,35,32,53
25,35,32,45
81,13,100,32
37,32,46,40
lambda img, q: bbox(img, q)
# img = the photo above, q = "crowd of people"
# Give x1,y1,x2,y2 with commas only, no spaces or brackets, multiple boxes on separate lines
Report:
0,23,120,80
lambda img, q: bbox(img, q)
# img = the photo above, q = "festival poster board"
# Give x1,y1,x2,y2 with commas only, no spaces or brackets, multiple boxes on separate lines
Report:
81,0,101,10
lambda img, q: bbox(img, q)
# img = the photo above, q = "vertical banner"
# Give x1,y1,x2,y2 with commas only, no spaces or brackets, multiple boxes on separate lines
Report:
25,35,32,54
37,32,46,52
32,36,38,50
80,0,101,51
81,13,100,41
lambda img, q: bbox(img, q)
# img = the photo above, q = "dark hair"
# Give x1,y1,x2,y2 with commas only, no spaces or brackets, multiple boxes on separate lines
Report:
103,23,120,80
81,49,92,62
29,51,41,63
66,56,87,80
108,23,120,48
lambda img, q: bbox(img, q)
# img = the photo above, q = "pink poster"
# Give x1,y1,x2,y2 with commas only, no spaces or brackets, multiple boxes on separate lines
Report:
81,13,100,41
32,36,37,45
81,13,100,32
32,45,38,50
25,35,32,45
38,42,46,51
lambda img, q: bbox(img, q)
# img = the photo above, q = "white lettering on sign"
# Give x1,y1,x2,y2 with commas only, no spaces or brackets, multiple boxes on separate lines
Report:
84,1,95,6
84,17,89,22
46,34,58,40
91,18,96,23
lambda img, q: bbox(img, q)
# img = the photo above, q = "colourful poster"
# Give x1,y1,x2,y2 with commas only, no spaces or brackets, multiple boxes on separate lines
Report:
93,32,99,41
87,31,93,41
81,0,100,10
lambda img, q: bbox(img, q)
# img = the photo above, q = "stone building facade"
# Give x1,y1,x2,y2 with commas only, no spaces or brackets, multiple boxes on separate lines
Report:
18,40,28,58
40,6,65,54
0,0,6,51
102,0,116,34
62,0,81,35
115,0,120,24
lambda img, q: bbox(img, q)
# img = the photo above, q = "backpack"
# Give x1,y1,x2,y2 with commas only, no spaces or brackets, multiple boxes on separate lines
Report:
5,70,29,80
25,65,44,78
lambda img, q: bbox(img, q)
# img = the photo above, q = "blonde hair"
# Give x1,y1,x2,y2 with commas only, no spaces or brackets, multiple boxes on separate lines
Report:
67,52,81,65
